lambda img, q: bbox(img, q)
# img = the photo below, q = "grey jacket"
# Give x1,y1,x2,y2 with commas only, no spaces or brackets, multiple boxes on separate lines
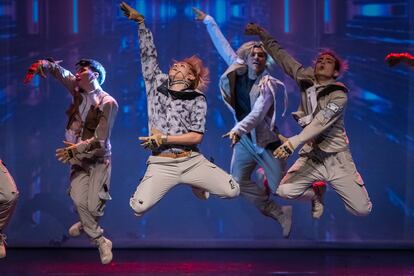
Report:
259,32,349,154
203,15,286,152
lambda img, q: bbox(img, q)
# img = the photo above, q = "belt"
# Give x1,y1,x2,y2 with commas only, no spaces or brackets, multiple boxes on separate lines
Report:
153,151,192,159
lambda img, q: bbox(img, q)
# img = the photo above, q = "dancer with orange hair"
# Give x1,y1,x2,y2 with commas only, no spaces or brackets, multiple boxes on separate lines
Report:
120,2,240,217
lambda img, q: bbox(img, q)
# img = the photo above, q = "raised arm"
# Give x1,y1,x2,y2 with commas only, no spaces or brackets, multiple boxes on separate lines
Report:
24,59,77,95
193,8,237,66
245,23,313,84
120,2,164,96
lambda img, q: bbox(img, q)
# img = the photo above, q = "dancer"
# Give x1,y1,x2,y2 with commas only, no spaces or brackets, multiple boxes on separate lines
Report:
0,159,19,258
120,2,240,218
24,58,118,264
193,8,292,238
245,23,372,219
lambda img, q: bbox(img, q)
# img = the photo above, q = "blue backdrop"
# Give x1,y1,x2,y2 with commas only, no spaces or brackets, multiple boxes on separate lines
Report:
1,0,413,247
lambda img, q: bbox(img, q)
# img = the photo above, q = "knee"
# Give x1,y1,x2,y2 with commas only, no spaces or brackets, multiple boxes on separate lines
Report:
348,202,372,217
129,196,150,216
2,190,19,205
276,185,294,199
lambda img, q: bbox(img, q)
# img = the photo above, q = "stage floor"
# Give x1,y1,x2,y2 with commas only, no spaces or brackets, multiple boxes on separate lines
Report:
1,248,414,275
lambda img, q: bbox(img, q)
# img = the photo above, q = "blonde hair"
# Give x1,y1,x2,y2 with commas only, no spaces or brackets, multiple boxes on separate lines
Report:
236,41,274,68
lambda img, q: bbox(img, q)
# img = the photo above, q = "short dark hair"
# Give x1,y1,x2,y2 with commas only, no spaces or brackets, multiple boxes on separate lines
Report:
75,58,106,85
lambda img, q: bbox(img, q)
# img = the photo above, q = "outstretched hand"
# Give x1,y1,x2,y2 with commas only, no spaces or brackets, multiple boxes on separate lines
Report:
55,141,77,164
24,61,46,84
120,1,144,22
139,128,165,151
273,139,296,160
222,131,240,147
192,7,206,21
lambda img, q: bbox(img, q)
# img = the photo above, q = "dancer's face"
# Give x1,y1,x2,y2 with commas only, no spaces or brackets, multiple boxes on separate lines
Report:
247,47,267,74
75,66,98,89
168,62,195,84
314,54,338,80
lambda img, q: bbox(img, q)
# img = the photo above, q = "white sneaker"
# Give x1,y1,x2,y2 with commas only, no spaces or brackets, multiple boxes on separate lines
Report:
68,222,83,237
191,187,210,200
0,234,6,258
95,236,113,265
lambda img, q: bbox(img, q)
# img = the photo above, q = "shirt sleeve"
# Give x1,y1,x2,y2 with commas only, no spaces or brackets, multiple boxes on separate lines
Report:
40,60,77,95
189,96,207,134
231,85,274,136
289,90,347,148
203,15,238,66
138,22,164,98
259,31,314,85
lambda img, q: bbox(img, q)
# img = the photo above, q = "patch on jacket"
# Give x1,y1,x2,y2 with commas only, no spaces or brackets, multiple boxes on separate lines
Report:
322,102,341,123
327,102,340,113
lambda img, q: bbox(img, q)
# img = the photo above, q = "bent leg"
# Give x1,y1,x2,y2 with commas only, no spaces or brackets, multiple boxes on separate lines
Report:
329,151,372,216
0,160,19,231
180,153,240,198
277,156,323,200
130,157,179,216
70,166,103,240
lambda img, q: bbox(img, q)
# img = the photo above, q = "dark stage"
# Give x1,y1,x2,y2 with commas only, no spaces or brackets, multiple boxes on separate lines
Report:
1,248,414,275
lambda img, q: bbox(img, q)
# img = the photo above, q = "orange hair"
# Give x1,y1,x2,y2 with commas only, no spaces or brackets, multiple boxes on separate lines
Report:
180,55,210,92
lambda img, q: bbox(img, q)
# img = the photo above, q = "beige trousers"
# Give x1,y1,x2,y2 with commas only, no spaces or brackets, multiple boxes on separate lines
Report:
0,160,19,231
69,158,111,239
277,149,372,216
130,152,240,215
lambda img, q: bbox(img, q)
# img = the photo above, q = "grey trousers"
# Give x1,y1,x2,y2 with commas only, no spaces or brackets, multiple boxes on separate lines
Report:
0,160,19,232
69,158,112,240
277,149,372,216
130,152,240,215
231,135,283,217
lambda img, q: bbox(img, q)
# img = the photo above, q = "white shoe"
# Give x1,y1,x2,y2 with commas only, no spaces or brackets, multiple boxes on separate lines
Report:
95,236,113,265
0,234,6,258
192,187,210,200
68,222,83,237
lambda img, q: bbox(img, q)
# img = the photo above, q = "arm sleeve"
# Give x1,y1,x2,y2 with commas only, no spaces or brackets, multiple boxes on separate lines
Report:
189,96,207,134
259,31,313,85
137,22,165,98
231,85,274,136
40,60,77,95
203,15,238,66
289,90,347,148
